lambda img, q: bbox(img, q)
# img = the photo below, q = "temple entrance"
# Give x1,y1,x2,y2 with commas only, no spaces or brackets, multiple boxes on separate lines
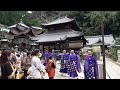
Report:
19,43,30,51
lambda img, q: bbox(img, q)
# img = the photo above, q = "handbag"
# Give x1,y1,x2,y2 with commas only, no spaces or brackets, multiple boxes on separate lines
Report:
45,60,56,73
45,66,51,73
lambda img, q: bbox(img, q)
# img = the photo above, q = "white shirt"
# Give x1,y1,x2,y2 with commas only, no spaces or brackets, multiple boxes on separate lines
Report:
28,67,32,73
31,56,42,79
27,67,33,79
27,67,33,75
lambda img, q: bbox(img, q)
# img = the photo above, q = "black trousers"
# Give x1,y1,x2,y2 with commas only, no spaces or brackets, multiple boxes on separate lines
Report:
49,77,54,79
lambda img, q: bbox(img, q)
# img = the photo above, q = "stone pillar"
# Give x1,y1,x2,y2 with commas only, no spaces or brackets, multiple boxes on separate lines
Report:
97,60,103,79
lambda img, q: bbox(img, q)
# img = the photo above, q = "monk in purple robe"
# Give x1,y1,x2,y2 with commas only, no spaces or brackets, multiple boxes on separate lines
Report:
51,49,57,60
67,50,81,78
43,50,50,66
84,51,99,79
60,50,69,75
50,49,57,65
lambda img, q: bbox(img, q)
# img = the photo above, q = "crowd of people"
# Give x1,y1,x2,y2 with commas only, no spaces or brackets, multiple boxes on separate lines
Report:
0,48,99,79
44,49,99,79
0,49,56,79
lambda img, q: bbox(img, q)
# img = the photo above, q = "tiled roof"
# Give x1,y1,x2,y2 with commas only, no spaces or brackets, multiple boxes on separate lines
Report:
31,26,42,30
42,17,74,26
85,34,115,45
8,24,17,28
30,29,83,43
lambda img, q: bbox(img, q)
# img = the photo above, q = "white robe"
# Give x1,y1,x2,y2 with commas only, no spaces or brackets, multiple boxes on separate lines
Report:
31,56,43,79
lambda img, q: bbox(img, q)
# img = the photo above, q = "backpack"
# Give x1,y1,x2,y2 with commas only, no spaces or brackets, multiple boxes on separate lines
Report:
45,60,55,73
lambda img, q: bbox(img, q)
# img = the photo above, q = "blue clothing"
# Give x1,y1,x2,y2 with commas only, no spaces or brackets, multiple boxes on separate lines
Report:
51,52,57,60
67,53,81,78
61,53,69,61
60,53,69,73
84,55,98,79
44,52,49,60
43,52,50,66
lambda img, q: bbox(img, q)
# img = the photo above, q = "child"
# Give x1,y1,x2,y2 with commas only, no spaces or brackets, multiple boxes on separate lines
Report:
46,56,56,79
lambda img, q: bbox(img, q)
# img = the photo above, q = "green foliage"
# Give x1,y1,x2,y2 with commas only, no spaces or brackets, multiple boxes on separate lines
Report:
53,11,120,37
109,47,118,61
115,37,120,45
0,11,120,37
0,11,23,25
0,11,42,26
93,51,97,59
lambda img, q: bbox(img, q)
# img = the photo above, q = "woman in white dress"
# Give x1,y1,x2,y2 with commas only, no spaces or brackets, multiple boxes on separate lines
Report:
31,49,45,79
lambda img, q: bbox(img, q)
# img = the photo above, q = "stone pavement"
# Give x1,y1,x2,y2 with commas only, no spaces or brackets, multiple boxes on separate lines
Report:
44,56,120,79
43,59,114,79
101,57,120,79
106,57,120,79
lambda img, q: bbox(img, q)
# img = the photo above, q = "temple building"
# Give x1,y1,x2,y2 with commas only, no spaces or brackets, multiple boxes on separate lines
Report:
31,17,87,52
8,22,43,51
84,34,115,53
0,24,13,50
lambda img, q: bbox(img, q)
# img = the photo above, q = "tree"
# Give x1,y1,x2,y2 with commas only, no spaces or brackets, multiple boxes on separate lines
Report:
0,11,43,27
0,11,120,37
115,37,120,45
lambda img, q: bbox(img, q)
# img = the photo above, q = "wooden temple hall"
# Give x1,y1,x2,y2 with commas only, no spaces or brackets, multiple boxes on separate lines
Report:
0,17,86,52
30,17,87,52
7,22,44,51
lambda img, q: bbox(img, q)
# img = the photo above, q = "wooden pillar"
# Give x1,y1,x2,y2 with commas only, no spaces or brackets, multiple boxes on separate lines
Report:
59,43,61,52
66,40,69,52
60,43,62,52
43,45,44,54
48,46,50,52
59,43,60,51
56,42,57,50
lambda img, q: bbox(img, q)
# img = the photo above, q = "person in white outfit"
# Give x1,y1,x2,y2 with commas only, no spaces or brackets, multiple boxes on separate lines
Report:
31,49,45,79
27,67,33,79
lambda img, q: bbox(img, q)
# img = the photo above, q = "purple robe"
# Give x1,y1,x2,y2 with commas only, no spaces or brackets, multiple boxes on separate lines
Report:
61,53,69,61
43,52,49,66
44,52,49,60
67,53,81,78
60,53,69,73
51,52,57,60
84,55,98,79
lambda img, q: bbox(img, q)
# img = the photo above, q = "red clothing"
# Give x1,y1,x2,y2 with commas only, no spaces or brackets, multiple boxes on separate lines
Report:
48,60,55,78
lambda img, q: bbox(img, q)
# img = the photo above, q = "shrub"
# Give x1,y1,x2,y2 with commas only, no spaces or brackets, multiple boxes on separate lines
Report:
109,47,118,61
93,51,97,59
